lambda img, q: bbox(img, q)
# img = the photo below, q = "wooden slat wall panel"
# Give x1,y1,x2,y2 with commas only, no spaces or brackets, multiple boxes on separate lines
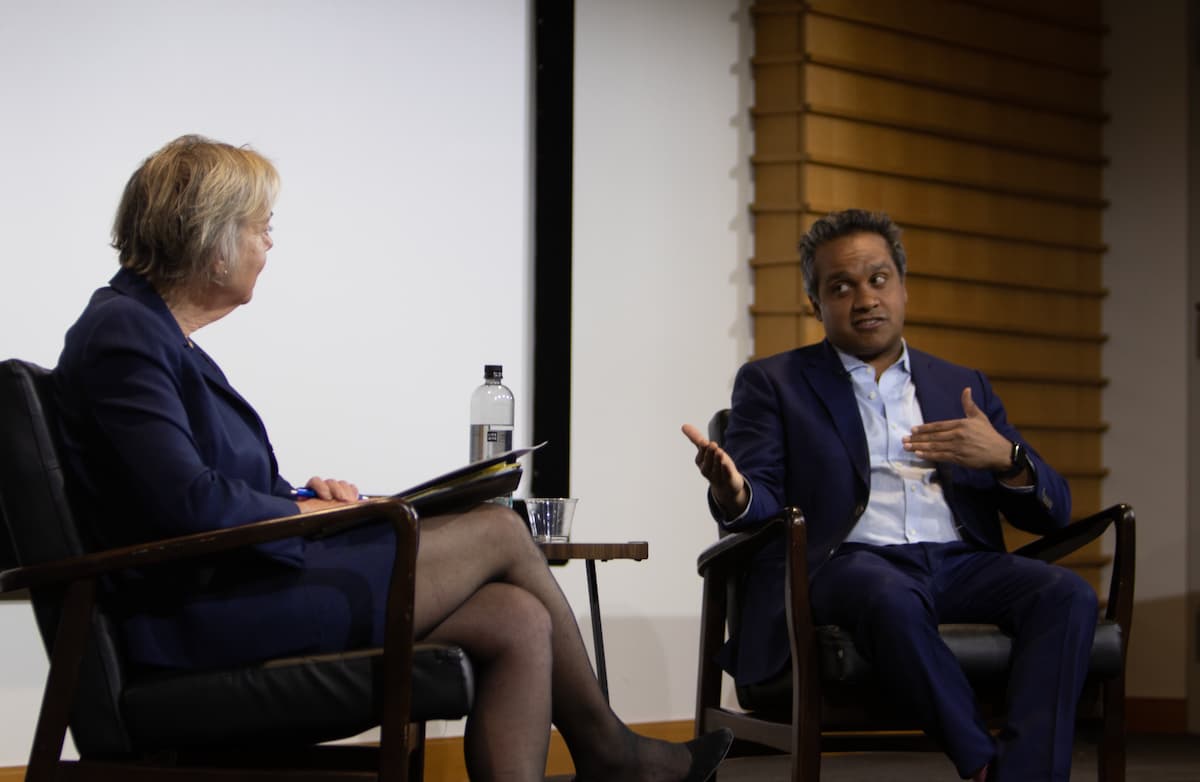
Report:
752,313,827,358
787,0,1104,71
797,15,1104,115
755,219,1105,293
988,380,1104,428
752,277,1102,342
755,66,1103,159
887,325,1101,377
904,279,1101,337
750,315,1103,376
1067,477,1105,518
748,1,1107,576
1018,429,1104,473
758,115,1103,201
799,166,1103,245
959,0,1104,31
887,227,1104,292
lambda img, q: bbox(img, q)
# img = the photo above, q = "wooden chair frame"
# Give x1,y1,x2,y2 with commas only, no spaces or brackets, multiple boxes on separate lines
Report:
0,498,428,782
694,503,1136,781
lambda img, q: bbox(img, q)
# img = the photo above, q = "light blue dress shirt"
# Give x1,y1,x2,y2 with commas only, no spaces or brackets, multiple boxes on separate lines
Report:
837,343,963,546
715,342,1032,530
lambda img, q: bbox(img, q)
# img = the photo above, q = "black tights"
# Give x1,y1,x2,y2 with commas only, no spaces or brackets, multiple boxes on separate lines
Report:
415,505,691,782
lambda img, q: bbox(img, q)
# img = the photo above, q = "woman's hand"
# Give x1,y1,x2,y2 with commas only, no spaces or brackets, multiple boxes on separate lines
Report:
295,476,363,513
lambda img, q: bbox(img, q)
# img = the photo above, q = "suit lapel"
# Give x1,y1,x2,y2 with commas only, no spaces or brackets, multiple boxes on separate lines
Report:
909,347,960,423
801,342,869,488
909,347,962,487
108,267,272,443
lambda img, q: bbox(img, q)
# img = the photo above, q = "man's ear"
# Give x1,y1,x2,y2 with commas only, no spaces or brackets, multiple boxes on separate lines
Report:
809,295,823,322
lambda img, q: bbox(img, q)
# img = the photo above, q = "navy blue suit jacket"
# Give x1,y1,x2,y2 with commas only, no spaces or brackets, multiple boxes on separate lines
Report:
54,268,318,669
714,341,1071,686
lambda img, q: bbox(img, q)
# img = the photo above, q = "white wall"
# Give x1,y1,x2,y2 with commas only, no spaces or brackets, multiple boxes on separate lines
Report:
1102,0,1191,703
0,0,750,763
571,0,750,722
0,0,531,764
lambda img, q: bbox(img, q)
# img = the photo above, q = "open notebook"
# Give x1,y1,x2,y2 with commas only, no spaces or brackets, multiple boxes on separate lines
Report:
307,443,544,539
392,442,545,518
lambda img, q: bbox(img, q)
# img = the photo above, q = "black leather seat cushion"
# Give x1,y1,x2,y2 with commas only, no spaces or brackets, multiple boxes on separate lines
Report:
737,619,1122,713
122,643,473,752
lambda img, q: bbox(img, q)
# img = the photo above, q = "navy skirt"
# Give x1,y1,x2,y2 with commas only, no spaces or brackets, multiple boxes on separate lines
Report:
117,519,399,671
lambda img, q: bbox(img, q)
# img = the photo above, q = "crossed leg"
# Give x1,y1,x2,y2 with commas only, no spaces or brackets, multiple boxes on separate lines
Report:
413,503,693,782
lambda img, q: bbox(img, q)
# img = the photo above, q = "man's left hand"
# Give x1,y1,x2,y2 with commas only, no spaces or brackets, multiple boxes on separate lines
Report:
903,387,1011,471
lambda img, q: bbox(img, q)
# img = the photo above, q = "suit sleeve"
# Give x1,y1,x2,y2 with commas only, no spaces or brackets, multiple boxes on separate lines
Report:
72,305,304,565
974,370,1072,533
711,361,790,532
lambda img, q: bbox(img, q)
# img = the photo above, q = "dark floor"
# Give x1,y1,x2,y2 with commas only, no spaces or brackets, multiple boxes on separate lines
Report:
709,735,1200,781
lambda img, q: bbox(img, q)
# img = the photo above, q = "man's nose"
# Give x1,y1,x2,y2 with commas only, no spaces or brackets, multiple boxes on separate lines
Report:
852,287,877,310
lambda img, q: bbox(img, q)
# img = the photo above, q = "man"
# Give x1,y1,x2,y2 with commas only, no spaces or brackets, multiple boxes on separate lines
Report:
683,209,1097,782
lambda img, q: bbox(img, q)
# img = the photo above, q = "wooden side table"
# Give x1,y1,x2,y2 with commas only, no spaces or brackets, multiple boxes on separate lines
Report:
537,541,649,702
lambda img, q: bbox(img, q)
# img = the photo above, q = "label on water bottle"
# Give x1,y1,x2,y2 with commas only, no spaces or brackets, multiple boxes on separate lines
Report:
470,424,514,463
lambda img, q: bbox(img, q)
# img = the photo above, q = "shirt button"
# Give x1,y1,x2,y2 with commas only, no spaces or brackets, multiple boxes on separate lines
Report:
868,391,877,400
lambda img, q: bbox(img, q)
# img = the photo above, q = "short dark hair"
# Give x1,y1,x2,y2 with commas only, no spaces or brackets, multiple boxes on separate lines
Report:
799,209,906,300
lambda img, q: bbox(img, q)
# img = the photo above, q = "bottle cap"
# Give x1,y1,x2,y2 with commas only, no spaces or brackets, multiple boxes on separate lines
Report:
484,364,503,379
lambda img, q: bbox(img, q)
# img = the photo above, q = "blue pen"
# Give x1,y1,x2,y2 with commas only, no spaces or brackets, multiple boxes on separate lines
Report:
292,488,368,500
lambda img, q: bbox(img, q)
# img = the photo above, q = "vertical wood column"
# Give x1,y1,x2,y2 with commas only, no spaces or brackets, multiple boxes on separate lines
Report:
749,0,1108,586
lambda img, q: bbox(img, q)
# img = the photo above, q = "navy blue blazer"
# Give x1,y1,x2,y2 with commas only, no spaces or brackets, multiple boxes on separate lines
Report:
714,341,1072,686
54,268,318,669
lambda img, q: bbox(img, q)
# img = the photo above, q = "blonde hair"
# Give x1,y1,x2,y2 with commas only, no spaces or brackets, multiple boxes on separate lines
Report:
112,135,279,296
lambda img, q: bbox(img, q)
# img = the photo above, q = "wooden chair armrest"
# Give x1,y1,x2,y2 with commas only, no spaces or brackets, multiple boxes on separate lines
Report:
1102,505,1136,633
696,511,793,577
1011,503,1132,564
0,497,411,593
1012,502,1136,643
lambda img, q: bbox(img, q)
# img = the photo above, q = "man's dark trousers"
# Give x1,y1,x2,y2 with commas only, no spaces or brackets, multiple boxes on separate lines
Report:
809,540,1098,782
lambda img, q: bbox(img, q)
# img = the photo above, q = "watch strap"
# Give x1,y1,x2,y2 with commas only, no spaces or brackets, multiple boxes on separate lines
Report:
996,440,1027,480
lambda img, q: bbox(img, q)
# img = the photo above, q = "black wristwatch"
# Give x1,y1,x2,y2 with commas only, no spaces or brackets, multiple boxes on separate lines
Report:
996,440,1029,480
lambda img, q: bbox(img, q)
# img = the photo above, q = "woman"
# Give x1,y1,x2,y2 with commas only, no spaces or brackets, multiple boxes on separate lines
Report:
53,135,732,782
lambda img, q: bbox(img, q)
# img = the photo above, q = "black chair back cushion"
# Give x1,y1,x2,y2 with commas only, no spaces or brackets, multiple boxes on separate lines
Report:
0,359,477,758
0,359,135,756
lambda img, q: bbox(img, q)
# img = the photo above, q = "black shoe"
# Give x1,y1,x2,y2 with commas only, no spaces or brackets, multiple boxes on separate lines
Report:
683,728,734,782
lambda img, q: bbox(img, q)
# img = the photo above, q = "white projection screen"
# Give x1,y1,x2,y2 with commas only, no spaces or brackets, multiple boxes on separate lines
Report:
0,1,533,495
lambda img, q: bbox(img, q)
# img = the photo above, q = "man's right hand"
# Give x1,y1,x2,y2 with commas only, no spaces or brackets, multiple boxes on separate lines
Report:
681,423,750,519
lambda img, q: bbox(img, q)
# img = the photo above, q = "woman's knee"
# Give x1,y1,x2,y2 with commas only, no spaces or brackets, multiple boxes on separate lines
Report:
471,583,553,657
464,504,535,549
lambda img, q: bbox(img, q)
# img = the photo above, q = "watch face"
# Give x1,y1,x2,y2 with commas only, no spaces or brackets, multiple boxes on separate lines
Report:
998,441,1026,479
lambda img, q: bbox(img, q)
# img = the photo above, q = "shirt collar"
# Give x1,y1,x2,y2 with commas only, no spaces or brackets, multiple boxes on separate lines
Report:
833,339,910,378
